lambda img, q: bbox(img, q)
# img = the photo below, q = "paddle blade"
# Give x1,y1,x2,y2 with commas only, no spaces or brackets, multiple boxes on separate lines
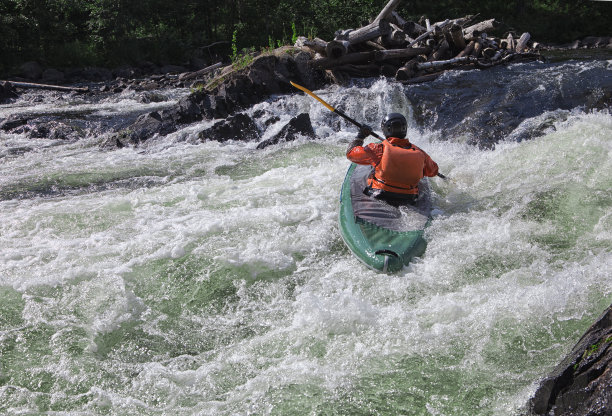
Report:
290,81,336,113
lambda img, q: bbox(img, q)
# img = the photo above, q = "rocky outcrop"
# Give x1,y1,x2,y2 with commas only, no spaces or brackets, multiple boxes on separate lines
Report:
113,48,327,146
0,82,18,104
0,115,28,131
198,113,260,142
529,304,612,415
256,113,316,149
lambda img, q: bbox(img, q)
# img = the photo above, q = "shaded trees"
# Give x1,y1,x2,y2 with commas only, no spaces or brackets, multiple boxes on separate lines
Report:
0,0,609,75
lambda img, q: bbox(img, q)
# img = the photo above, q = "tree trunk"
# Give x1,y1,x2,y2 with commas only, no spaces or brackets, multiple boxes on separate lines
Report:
295,36,328,55
471,40,484,58
326,39,350,58
375,47,430,62
348,20,391,45
515,32,531,52
403,21,427,38
406,19,450,49
431,40,450,61
382,23,407,48
505,33,516,50
395,59,418,80
416,56,475,70
456,40,475,58
463,19,500,39
312,51,376,69
400,71,445,84
374,0,401,23
4,81,89,93
178,62,223,81
331,64,381,78
446,23,466,52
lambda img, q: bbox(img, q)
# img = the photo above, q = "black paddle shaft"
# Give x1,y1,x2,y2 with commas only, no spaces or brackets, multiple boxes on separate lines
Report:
336,108,446,179
334,108,383,140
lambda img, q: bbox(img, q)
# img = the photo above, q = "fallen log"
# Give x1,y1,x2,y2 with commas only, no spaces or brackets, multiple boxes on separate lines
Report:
374,0,401,23
4,81,89,93
416,56,476,70
403,21,427,38
331,64,381,77
515,32,531,52
406,19,451,49
326,39,350,58
312,51,376,69
295,37,328,55
446,24,467,52
382,23,408,48
431,40,450,61
471,40,484,58
375,47,430,62
505,33,516,50
456,40,476,58
464,19,500,39
348,20,392,45
395,59,418,80
365,40,387,51
400,71,445,84
178,62,223,81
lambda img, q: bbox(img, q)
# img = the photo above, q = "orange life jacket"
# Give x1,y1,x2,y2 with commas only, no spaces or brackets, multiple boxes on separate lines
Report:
367,138,425,195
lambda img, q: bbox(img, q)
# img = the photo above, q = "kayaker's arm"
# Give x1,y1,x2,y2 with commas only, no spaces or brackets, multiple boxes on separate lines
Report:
346,124,373,155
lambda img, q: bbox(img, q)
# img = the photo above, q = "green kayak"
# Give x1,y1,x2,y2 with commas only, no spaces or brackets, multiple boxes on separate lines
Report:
338,163,432,273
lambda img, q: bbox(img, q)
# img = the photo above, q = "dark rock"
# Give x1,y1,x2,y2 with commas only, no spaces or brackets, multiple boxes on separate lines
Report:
160,65,187,74
256,113,316,149
20,61,43,80
115,48,327,146
81,67,113,82
198,113,259,142
582,36,611,48
138,92,168,104
0,82,19,103
28,121,83,141
113,66,142,79
0,115,29,131
529,304,612,415
42,68,65,83
117,111,167,146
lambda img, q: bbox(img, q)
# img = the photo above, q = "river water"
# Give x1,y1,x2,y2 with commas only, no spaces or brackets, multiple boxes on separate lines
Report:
1,57,611,415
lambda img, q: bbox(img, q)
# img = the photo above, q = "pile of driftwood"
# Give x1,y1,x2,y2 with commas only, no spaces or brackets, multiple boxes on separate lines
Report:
296,0,541,84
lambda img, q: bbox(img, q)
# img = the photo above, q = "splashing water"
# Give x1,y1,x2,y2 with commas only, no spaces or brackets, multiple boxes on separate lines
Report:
0,60,611,415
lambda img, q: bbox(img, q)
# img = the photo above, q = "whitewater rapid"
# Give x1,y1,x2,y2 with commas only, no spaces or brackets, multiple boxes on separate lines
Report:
1,63,611,415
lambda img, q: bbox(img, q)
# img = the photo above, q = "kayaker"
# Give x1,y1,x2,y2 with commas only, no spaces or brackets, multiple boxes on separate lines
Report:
346,113,439,206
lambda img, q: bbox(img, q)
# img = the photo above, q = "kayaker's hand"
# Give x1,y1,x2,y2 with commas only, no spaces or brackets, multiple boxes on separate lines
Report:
357,124,372,139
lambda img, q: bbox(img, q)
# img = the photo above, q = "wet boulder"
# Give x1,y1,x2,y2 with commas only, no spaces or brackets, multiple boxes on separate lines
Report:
28,121,84,141
114,48,327,146
81,67,113,82
0,115,28,131
116,111,174,146
20,61,43,80
0,82,19,104
42,68,65,84
256,113,316,149
198,113,259,142
529,304,612,415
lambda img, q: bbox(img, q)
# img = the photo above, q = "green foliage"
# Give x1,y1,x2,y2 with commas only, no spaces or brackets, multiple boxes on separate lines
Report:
0,0,610,75
232,28,239,62
291,22,298,45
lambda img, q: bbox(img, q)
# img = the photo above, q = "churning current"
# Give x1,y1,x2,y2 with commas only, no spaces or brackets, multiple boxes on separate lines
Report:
0,58,611,415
